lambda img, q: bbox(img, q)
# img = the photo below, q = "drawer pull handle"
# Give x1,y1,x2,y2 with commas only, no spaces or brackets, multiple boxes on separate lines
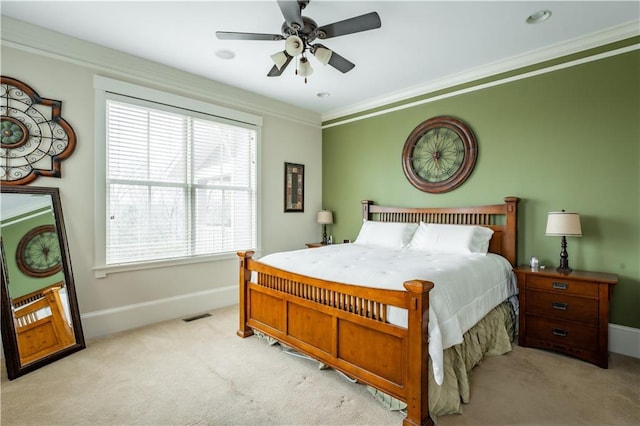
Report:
552,302,568,311
552,328,568,337
552,282,568,290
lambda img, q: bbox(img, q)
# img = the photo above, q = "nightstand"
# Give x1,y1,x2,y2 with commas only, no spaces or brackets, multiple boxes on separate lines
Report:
514,266,617,368
305,242,326,248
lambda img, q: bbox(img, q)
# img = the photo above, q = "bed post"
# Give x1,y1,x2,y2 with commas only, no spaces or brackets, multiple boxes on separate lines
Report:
503,197,519,266
403,280,435,426
44,287,75,347
237,251,255,338
361,199,373,221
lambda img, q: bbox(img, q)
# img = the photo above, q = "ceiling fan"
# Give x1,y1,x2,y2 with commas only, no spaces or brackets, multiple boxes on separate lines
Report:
216,0,382,82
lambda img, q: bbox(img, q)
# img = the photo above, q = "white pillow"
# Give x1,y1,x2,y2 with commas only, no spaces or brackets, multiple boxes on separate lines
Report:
353,221,418,249
407,223,494,254
471,226,495,253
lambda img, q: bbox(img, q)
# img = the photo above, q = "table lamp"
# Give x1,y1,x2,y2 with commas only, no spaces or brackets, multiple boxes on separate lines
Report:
546,210,582,273
316,210,333,244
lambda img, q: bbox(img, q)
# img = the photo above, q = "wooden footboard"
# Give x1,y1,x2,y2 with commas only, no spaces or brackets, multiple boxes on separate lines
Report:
238,250,434,425
238,197,518,425
13,284,75,365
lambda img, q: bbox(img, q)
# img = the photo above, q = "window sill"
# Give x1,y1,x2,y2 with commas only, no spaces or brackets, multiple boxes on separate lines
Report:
93,251,258,278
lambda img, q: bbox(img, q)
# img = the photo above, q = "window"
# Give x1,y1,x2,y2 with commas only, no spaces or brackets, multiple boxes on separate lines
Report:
96,77,259,270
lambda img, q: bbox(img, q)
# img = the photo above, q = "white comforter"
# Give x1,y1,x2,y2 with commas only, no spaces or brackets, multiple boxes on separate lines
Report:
257,243,517,385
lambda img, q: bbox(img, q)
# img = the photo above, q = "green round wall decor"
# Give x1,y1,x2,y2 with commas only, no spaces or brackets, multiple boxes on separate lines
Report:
402,116,477,193
16,224,63,278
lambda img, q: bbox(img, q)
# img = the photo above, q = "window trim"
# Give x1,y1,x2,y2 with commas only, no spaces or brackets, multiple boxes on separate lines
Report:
94,76,262,278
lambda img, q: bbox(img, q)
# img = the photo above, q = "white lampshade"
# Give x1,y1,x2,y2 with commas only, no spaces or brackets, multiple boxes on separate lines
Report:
313,47,333,65
271,51,289,70
546,211,583,237
317,210,333,224
298,57,313,77
285,35,304,56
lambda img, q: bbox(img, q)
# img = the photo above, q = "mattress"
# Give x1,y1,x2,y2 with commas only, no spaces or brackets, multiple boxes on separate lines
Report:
257,243,517,385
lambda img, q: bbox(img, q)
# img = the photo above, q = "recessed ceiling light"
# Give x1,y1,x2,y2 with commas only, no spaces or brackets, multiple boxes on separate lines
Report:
317,92,330,98
526,10,552,24
215,49,236,60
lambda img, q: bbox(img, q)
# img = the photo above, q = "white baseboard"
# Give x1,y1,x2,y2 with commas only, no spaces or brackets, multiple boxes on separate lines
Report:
80,285,237,340
609,323,640,359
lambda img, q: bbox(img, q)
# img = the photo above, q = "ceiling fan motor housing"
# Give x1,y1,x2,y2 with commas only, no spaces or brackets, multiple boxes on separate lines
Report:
281,16,321,43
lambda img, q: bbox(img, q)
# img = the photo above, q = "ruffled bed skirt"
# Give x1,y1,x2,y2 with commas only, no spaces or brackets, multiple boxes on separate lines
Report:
368,300,517,417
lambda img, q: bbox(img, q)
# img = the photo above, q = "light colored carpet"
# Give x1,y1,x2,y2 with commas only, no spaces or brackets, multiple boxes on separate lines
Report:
1,305,638,426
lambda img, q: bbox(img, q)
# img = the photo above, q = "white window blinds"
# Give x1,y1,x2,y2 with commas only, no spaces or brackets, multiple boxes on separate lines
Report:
105,97,257,265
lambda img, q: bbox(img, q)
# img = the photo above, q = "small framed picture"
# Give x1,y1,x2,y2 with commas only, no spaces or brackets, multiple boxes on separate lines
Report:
284,162,304,212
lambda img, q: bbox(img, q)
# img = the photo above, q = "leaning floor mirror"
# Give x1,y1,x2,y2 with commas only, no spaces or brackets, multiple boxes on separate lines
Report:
1,186,85,380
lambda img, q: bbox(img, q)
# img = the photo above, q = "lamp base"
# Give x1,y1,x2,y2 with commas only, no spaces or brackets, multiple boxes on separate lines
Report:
557,236,572,274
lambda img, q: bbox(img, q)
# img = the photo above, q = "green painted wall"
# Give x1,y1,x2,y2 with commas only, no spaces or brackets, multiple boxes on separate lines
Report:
322,48,639,328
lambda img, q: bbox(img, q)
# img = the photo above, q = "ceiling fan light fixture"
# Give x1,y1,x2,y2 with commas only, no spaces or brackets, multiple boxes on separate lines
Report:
271,51,289,70
216,0,382,81
285,35,304,56
298,57,313,77
313,47,333,65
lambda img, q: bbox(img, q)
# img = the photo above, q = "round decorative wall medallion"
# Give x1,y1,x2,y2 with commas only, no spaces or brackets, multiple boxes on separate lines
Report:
401,116,478,194
0,76,76,185
1,117,28,148
16,224,63,278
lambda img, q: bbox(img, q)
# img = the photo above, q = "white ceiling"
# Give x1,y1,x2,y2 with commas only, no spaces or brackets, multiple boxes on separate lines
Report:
1,193,52,221
2,1,639,119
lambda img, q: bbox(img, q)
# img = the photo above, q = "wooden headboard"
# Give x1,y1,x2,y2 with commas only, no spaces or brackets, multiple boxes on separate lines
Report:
361,197,519,266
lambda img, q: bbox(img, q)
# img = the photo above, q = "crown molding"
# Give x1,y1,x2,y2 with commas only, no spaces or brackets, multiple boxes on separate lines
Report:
322,43,638,129
0,17,322,128
321,21,640,123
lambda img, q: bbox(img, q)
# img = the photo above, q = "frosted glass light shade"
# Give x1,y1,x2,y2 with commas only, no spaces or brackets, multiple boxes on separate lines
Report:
298,57,313,77
271,51,289,70
285,35,304,56
314,47,333,65
546,212,582,237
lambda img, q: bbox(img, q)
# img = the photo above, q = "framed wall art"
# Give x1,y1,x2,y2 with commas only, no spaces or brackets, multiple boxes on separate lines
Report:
1,76,77,185
284,162,304,212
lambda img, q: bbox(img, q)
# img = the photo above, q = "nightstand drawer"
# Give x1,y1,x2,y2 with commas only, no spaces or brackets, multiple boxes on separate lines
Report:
526,275,599,297
526,316,597,351
525,289,598,325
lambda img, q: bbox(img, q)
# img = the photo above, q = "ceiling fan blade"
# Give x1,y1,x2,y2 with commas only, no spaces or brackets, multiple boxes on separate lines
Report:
277,0,304,30
326,50,356,73
317,12,381,39
313,44,355,73
216,31,284,41
267,54,293,77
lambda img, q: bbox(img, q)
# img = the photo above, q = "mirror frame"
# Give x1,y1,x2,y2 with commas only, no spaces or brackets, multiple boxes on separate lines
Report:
1,186,85,380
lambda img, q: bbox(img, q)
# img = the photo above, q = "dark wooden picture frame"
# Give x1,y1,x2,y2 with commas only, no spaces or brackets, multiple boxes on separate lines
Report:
284,162,304,212
1,186,85,380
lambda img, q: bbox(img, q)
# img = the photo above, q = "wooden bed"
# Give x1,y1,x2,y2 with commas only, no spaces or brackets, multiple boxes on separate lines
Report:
12,282,75,366
237,197,519,426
